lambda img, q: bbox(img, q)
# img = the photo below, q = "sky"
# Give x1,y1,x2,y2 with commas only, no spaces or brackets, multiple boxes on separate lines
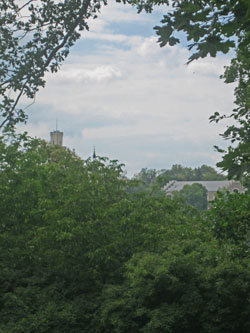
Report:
19,1,235,177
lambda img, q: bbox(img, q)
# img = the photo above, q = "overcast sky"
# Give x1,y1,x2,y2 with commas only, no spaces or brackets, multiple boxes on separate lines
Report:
19,1,235,177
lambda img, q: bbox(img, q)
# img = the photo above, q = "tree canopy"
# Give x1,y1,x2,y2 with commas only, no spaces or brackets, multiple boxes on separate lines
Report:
174,183,208,210
0,135,249,331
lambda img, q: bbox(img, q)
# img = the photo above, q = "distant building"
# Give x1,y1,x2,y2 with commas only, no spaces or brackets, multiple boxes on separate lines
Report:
50,130,63,146
165,180,246,202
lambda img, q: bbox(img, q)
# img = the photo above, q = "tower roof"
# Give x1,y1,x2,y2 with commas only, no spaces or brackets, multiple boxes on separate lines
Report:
165,180,245,193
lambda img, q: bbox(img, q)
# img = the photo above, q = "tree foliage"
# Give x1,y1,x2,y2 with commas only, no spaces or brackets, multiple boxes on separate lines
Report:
174,183,208,210
207,190,250,252
0,135,192,331
211,36,250,180
159,164,226,182
98,250,250,332
131,168,166,197
0,135,249,331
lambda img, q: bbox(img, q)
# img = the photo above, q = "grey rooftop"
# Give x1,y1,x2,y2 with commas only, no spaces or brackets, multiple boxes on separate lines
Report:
165,180,243,193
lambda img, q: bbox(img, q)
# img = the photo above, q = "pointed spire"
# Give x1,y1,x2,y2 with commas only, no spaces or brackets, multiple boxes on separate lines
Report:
92,147,96,159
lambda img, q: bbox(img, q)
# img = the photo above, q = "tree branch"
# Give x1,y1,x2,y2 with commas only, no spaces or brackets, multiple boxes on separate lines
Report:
41,0,92,72
0,79,28,129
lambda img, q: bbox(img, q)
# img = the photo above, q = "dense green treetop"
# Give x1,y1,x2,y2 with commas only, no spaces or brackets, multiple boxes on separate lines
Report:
174,183,208,210
159,164,226,181
0,134,197,331
0,135,250,331
206,190,250,252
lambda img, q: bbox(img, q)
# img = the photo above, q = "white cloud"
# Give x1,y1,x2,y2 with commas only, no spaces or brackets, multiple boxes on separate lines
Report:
187,57,229,77
18,122,50,140
83,31,132,43
91,0,153,25
57,65,122,83
136,36,160,57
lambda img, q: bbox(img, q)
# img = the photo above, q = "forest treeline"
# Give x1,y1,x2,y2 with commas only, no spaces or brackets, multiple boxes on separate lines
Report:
0,134,249,332
134,165,226,184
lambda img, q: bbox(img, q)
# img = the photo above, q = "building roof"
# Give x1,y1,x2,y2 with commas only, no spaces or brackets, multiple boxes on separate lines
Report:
165,180,242,193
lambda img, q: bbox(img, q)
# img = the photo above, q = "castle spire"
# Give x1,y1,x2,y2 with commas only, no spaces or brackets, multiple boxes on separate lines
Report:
92,147,96,159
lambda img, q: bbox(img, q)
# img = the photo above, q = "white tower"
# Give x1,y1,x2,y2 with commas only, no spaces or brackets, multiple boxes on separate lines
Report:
50,130,63,146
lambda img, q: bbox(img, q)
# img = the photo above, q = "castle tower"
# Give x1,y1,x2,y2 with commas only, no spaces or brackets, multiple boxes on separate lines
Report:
50,130,63,146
